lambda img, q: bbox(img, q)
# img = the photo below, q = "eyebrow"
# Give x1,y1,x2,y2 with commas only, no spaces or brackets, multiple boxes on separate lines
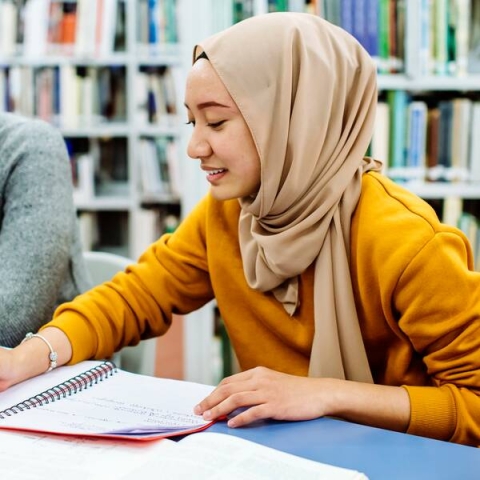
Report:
184,101,231,111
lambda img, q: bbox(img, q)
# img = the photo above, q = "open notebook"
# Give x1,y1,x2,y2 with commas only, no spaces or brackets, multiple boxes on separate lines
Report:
0,360,215,440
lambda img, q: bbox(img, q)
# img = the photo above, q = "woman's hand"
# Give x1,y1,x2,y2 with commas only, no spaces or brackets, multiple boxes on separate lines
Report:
0,327,73,392
194,366,329,428
194,366,411,432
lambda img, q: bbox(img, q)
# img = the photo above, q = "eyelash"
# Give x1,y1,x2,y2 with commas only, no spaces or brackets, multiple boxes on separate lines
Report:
185,120,225,129
207,121,225,129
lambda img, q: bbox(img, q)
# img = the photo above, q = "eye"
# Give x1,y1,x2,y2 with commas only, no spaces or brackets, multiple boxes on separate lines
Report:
185,120,195,126
207,120,225,129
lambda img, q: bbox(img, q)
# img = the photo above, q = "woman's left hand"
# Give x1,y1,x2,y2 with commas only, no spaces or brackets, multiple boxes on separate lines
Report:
194,366,329,428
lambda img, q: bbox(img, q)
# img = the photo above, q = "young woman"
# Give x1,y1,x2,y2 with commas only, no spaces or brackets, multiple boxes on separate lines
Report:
0,113,90,347
1,13,479,446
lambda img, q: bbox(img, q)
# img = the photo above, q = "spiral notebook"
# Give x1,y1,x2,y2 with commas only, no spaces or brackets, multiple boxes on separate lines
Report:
0,360,215,441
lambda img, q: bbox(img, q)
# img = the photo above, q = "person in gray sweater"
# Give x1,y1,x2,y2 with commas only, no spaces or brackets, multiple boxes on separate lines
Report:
0,113,90,347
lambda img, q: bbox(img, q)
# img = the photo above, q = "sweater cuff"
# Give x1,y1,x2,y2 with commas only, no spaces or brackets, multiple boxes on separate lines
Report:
403,385,456,441
40,312,98,365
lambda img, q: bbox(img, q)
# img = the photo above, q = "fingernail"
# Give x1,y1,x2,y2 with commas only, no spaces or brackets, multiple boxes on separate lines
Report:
193,405,201,414
227,419,236,428
203,410,212,420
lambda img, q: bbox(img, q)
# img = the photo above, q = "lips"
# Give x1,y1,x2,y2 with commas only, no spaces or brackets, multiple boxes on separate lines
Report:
206,168,227,183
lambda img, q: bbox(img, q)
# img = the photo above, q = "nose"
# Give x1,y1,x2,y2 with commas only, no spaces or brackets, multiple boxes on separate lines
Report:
187,128,212,160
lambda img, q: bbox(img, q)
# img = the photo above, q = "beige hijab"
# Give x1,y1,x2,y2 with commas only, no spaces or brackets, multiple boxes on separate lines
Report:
196,13,381,382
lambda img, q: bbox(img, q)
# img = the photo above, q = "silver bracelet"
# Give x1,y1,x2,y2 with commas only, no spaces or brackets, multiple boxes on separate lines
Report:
21,333,58,372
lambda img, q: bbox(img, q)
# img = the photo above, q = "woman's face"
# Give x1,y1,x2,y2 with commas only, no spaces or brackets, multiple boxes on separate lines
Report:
184,58,261,201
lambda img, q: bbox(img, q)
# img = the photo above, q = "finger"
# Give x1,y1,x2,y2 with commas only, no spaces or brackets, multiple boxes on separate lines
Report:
201,390,263,421
194,377,254,415
227,403,272,428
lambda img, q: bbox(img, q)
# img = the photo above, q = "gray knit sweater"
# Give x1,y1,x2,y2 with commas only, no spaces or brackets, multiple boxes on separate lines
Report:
0,113,91,347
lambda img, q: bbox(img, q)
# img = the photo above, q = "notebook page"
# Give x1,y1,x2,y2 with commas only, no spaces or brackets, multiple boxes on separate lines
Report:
0,360,109,411
0,368,214,437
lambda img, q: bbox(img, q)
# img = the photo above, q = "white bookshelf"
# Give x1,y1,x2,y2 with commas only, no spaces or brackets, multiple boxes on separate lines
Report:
0,0,183,260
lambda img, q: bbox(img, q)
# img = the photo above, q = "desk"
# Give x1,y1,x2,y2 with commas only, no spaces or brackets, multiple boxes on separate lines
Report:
208,417,480,480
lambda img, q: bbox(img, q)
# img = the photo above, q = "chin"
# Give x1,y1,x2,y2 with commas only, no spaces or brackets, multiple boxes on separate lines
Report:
209,188,238,202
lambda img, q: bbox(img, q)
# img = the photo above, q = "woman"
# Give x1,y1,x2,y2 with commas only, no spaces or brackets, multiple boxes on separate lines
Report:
0,113,89,347
1,13,479,446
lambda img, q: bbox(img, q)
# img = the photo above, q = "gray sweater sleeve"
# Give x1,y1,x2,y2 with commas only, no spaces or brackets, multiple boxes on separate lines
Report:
0,114,91,346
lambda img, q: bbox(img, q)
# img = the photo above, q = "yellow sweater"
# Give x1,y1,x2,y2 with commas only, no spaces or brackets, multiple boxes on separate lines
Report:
49,172,480,446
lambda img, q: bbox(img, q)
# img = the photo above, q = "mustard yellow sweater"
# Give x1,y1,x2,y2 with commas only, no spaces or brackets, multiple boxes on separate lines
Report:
48,172,480,446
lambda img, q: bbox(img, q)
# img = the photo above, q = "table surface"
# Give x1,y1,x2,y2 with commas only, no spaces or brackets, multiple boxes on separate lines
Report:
208,417,480,480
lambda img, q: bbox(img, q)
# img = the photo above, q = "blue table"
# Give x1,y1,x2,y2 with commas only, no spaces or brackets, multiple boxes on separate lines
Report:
208,417,480,480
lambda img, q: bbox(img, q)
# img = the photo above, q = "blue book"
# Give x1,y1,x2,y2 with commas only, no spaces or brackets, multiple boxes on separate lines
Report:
406,101,427,170
364,0,379,58
148,0,159,45
352,0,367,48
340,0,354,35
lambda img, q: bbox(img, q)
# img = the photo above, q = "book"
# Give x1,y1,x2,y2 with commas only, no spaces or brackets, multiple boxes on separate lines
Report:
469,102,480,182
0,429,369,480
0,360,215,441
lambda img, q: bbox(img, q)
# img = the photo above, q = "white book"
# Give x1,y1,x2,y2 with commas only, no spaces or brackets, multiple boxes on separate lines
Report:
19,67,34,117
139,138,163,194
442,196,463,226
60,65,79,128
433,0,449,75
77,211,99,252
75,0,98,57
455,0,471,76
0,1,17,57
73,154,95,202
7,66,22,114
166,139,181,196
0,72,6,112
288,0,306,12
469,102,480,182
370,101,390,174
131,208,161,261
450,98,472,181
253,0,269,15
97,0,119,56
22,0,50,57
135,70,149,125
80,73,95,126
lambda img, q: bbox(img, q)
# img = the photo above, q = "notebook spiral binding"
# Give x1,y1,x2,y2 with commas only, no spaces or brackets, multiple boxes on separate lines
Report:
0,361,117,419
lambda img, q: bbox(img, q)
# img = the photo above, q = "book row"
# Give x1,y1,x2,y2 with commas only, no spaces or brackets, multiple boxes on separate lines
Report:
370,92,480,183
138,0,179,48
232,0,480,76
0,65,126,127
69,135,180,202
0,0,179,59
0,0,126,58
77,208,180,261
0,65,180,129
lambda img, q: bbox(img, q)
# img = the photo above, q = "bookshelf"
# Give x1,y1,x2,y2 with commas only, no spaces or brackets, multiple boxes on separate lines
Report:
0,0,183,260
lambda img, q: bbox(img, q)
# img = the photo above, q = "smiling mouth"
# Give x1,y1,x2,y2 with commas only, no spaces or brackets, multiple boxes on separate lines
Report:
206,168,227,182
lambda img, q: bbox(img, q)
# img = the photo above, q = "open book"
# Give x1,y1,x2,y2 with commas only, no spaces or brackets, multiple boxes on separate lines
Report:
0,360,215,440
0,429,369,479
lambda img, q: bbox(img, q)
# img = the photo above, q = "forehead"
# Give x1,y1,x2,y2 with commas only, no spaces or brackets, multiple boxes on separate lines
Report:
185,59,233,105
